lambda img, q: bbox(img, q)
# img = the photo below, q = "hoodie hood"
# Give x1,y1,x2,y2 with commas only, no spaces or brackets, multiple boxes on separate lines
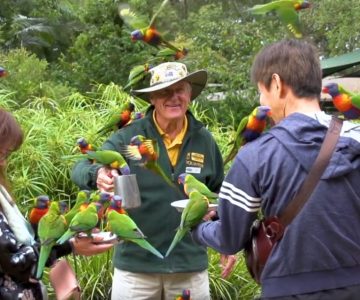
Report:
269,112,360,179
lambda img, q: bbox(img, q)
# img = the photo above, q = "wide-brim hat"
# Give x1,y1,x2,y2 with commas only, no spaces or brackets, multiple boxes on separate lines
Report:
131,62,207,102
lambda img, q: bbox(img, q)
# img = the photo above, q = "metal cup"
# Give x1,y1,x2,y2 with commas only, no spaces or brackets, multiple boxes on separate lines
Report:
114,174,141,209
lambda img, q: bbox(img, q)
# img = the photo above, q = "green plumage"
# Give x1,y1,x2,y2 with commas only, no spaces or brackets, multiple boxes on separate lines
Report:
57,203,100,245
338,84,360,109
223,115,248,165
64,190,90,224
179,173,218,204
106,210,163,259
36,202,67,279
248,0,310,38
165,190,209,257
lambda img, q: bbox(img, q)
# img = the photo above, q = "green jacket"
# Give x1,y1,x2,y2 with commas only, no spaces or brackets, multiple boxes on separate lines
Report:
71,106,224,273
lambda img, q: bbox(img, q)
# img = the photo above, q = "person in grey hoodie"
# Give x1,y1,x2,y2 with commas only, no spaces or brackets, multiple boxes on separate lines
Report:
192,39,360,299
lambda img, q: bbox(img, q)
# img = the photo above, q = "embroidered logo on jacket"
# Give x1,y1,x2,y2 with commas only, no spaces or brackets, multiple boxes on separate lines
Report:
186,152,204,168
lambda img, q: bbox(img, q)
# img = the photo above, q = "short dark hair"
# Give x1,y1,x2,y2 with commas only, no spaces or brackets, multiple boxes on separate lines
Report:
251,39,322,99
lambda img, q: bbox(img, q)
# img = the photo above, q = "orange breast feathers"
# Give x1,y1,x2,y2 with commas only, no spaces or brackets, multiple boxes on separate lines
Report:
29,207,48,225
144,27,160,43
333,94,353,112
247,115,267,132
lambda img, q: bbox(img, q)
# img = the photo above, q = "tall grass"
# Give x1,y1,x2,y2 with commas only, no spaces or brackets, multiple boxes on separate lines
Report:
3,83,259,299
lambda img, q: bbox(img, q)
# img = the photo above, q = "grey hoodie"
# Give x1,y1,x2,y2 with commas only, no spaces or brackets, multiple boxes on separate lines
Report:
193,112,360,297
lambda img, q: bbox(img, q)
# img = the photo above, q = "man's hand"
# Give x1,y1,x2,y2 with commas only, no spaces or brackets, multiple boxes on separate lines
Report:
220,254,237,278
96,167,119,192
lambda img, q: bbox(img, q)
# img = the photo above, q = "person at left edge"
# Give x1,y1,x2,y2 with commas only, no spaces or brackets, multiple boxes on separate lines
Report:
71,62,236,300
0,108,114,300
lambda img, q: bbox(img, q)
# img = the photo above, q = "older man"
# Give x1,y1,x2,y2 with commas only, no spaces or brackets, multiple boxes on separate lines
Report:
71,62,235,300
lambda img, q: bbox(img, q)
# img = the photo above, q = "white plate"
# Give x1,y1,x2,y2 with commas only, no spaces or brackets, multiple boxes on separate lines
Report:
77,231,118,244
171,199,218,213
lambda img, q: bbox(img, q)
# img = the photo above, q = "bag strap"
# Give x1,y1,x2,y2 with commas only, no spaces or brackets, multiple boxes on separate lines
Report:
279,116,343,227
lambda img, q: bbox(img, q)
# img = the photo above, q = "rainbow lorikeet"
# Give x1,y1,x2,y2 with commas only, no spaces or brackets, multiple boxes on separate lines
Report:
77,137,97,154
96,101,135,135
28,195,50,230
175,289,191,300
64,190,91,224
223,106,271,165
36,201,67,279
248,0,311,38
120,135,174,187
106,195,127,215
155,47,189,61
105,210,163,259
124,64,153,90
322,82,360,120
165,190,209,257
0,66,8,78
178,173,218,204
57,202,103,245
59,201,69,214
119,0,185,53
88,150,130,175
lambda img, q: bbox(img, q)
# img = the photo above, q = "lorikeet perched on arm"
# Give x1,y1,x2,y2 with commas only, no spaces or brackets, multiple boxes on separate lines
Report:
36,201,67,279
223,106,271,165
28,195,50,232
64,190,91,224
77,137,97,154
57,202,103,245
105,210,163,258
178,173,218,204
165,190,209,257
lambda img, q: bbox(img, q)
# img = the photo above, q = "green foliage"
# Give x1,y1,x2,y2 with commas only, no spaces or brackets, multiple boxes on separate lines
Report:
0,48,74,106
57,0,151,92
208,249,260,300
1,0,359,298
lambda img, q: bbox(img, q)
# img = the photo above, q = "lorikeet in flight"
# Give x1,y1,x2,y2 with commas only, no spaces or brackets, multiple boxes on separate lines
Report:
248,0,311,38
119,0,186,54
322,82,360,120
165,190,209,257
178,173,218,204
120,135,174,187
105,210,164,259
223,106,271,165
36,201,67,279
155,47,189,61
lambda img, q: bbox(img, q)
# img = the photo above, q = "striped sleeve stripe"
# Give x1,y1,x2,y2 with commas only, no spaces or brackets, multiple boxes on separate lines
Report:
219,181,261,213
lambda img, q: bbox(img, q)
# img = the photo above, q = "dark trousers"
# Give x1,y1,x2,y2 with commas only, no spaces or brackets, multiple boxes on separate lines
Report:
260,284,360,300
